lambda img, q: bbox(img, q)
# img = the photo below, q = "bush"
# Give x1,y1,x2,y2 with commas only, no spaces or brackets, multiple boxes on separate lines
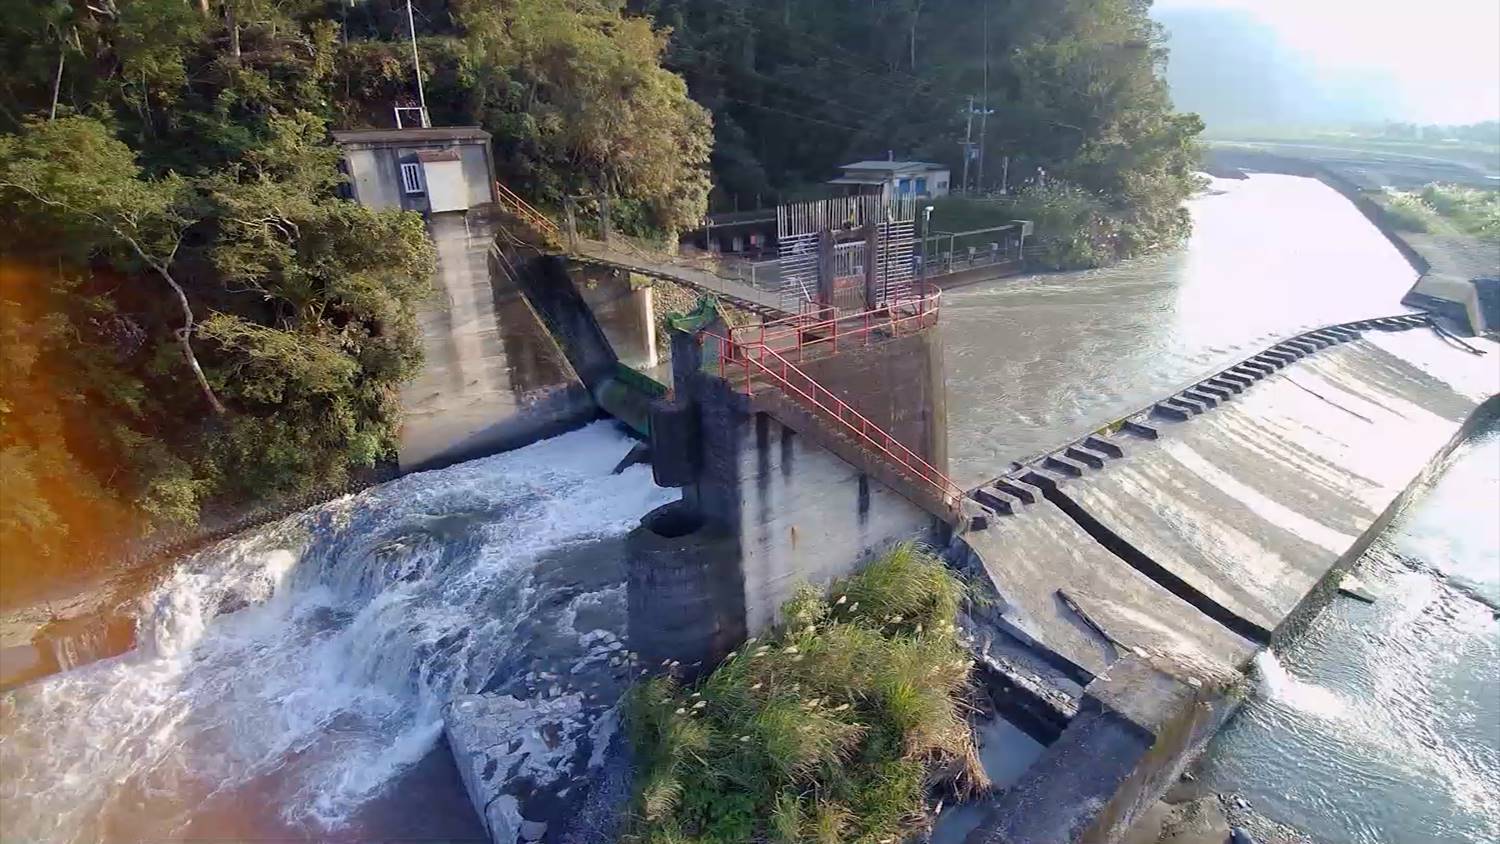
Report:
1004,182,1117,270
625,542,984,844
1380,189,1437,232
1419,183,1500,237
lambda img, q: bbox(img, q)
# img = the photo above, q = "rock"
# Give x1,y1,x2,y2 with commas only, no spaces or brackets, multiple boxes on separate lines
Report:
1157,796,1231,844
1231,826,1259,844
519,819,548,841
443,692,589,843
485,794,519,844
1164,772,1210,805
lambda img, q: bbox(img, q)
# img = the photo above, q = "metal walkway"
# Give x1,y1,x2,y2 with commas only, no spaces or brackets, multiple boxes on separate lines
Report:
569,238,789,316
494,180,791,316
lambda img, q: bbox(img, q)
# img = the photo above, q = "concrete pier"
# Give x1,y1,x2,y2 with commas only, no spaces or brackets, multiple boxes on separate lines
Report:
628,307,949,667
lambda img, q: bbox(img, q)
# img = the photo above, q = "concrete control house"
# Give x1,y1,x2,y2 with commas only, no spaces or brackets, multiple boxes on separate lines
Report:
332,126,498,213
828,159,951,200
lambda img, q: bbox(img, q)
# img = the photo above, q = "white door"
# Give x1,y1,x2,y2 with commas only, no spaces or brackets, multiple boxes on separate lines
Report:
424,159,468,213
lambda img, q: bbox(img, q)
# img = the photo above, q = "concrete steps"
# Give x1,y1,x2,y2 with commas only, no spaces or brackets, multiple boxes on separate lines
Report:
966,313,1434,517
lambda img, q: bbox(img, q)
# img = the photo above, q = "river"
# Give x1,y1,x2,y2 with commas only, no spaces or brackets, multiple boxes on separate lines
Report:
943,172,1419,487
1197,427,1500,844
0,423,673,842
0,173,1484,842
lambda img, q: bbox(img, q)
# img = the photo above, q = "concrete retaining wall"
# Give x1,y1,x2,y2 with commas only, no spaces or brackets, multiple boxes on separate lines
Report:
797,326,949,468
630,319,948,665
397,212,596,473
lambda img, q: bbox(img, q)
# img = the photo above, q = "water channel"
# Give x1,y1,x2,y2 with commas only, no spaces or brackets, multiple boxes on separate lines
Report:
0,172,1487,842
944,172,1418,487
1199,428,1500,844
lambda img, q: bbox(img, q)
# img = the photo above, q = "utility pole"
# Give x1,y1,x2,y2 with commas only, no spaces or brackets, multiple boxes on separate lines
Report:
977,3,989,193
960,95,974,195
406,0,430,127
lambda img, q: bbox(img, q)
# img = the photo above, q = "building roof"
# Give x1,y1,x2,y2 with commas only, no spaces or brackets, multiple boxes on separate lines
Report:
838,160,947,174
828,174,889,185
331,126,490,145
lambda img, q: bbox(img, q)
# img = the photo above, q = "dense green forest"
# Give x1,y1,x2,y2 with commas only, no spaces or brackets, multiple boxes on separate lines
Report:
0,0,1200,586
640,0,1204,264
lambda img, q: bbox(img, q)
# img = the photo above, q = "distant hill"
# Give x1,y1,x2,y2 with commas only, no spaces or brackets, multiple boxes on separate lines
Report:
1154,7,1396,133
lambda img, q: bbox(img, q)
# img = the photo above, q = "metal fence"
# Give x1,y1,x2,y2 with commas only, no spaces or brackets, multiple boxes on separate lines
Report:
774,196,918,311
920,224,1024,278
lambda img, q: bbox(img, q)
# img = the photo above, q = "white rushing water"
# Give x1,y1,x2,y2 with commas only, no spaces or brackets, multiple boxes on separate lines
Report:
1201,432,1500,844
0,423,675,843
1252,650,1349,720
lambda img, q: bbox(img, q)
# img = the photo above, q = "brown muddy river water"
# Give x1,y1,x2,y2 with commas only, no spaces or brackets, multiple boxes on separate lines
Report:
943,172,1418,487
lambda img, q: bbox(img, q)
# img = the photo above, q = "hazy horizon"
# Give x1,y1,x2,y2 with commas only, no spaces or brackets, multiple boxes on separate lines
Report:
1153,0,1500,131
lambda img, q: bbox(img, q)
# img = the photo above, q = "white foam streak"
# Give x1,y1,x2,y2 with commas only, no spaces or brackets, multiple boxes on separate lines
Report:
1254,650,1348,719
0,423,674,842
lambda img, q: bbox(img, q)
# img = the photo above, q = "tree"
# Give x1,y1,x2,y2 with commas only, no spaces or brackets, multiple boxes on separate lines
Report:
0,117,225,413
457,0,713,237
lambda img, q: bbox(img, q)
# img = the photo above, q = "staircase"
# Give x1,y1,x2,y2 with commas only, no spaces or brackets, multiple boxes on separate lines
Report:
705,290,964,519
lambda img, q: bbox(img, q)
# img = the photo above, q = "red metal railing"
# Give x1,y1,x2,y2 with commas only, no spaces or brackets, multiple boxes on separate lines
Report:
494,181,561,240
704,289,961,510
728,286,943,364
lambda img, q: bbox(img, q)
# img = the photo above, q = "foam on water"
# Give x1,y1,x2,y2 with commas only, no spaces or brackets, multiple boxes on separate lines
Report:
1199,432,1500,844
1252,650,1348,720
0,422,675,843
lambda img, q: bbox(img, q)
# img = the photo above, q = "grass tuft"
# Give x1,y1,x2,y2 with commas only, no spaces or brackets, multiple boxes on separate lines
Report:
625,542,985,843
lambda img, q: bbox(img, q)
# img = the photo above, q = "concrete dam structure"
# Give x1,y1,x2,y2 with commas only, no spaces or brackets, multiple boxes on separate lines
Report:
468,244,1493,844
319,150,1498,842
954,321,1497,843
612,299,1496,844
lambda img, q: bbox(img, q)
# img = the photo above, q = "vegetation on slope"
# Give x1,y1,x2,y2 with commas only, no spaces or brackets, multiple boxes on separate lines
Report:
1379,183,1500,238
626,543,985,844
0,0,711,589
635,0,1205,267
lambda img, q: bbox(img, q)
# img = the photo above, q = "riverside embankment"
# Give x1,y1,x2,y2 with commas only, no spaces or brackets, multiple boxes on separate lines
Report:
1203,146,1500,337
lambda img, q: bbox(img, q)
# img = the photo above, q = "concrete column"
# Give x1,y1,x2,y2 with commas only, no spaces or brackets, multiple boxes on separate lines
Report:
637,284,659,369
817,229,835,308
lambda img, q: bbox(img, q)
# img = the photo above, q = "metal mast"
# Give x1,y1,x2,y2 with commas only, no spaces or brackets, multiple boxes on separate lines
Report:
406,0,430,127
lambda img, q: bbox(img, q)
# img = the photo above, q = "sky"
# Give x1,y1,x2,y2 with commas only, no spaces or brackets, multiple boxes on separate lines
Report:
1152,0,1500,125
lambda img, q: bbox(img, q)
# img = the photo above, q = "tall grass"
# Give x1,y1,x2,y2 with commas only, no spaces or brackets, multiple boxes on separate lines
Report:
1381,183,1500,237
625,542,984,844
1419,183,1500,237
1379,189,1438,232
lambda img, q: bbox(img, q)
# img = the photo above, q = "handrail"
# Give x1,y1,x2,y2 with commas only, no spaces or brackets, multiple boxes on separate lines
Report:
494,181,561,239
729,286,943,361
706,328,963,510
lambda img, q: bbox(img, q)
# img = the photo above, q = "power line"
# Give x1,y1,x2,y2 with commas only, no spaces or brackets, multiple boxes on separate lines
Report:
666,0,934,92
719,96,867,133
